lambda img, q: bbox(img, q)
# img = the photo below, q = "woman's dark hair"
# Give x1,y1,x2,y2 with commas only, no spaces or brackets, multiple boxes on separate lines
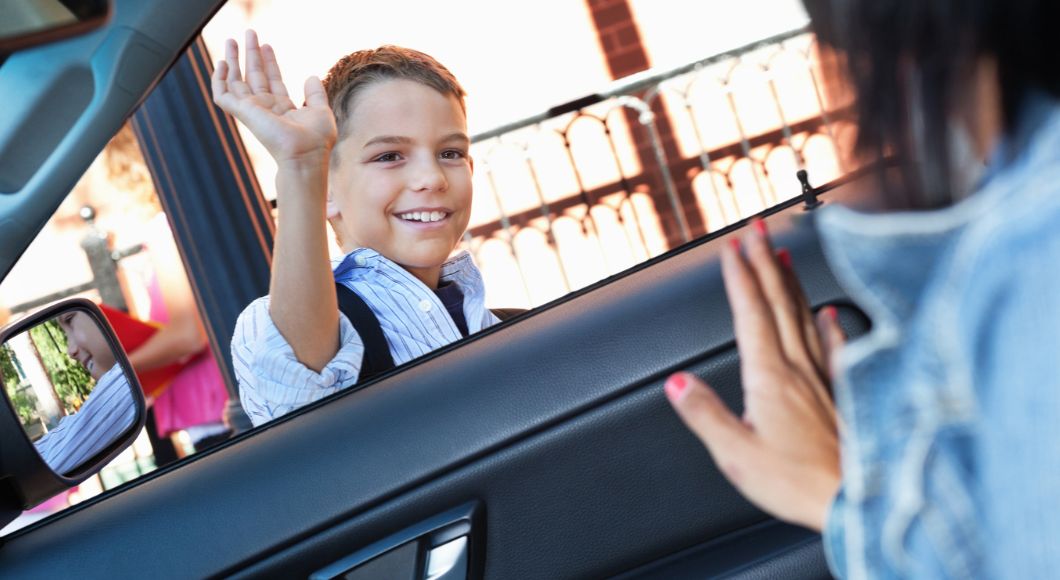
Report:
803,0,1060,208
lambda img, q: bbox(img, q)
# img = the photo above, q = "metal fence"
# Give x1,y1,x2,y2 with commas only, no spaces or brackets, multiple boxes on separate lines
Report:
8,206,143,317
464,27,851,309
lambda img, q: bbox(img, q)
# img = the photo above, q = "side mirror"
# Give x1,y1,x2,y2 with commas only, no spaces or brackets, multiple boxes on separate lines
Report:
0,299,145,530
0,0,111,55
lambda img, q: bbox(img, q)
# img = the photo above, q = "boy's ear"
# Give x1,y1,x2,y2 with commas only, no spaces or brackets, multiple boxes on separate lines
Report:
325,191,341,219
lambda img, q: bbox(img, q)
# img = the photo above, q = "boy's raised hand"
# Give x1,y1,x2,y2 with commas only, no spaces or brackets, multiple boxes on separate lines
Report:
212,30,337,165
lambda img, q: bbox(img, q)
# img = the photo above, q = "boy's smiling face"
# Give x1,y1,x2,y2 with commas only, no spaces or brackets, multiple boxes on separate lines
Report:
58,311,116,381
328,78,472,288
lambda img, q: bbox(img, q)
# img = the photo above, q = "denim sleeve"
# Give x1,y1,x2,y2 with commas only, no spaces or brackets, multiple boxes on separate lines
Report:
973,229,1060,578
823,485,848,578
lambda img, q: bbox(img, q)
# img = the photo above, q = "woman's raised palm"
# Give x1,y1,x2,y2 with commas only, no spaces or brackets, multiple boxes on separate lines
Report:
211,30,336,163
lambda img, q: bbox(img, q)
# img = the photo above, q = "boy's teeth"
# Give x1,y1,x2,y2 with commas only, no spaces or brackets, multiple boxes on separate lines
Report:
400,211,446,222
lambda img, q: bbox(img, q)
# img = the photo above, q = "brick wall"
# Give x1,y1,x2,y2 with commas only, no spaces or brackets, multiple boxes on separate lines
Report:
586,0,708,246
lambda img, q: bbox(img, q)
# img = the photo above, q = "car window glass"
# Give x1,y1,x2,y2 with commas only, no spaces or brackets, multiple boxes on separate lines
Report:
0,124,229,534
199,0,852,309
0,0,854,532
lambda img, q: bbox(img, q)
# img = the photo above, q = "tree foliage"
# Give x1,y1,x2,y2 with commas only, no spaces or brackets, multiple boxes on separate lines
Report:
28,320,94,413
0,343,39,426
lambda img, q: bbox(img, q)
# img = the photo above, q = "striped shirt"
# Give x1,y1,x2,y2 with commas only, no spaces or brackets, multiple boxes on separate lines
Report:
34,364,137,475
232,248,499,427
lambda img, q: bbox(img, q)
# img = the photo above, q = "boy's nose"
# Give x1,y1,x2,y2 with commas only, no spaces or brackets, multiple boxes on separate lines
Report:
410,159,448,193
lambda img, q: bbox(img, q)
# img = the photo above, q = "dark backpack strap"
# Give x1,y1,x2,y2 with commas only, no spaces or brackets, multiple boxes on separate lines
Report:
490,308,527,322
335,283,395,383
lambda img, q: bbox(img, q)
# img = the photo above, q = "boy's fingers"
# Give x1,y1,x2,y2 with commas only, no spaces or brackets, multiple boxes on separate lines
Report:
243,29,269,94
224,39,250,98
211,60,227,101
304,76,330,110
224,39,242,82
664,373,757,479
261,44,291,98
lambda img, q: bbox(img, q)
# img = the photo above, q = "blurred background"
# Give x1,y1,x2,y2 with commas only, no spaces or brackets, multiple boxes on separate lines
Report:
0,0,854,527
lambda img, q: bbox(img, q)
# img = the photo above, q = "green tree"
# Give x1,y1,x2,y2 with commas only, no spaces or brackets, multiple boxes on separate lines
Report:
28,320,94,413
0,343,39,425
0,342,19,392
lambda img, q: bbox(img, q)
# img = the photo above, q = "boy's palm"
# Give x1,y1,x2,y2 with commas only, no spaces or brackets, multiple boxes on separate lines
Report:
212,31,337,163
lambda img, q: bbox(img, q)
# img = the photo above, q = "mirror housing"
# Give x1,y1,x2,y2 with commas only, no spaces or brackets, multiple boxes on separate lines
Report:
0,0,111,55
0,298,145,530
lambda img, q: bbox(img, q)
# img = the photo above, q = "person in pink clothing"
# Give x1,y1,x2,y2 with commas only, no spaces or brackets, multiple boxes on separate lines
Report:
131,212,229,456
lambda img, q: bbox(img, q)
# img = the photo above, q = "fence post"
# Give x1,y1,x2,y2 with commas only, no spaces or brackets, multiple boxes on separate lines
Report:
79,205,127,312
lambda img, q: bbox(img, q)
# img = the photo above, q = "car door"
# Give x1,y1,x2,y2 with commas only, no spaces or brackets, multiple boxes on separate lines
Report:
0,1,871,578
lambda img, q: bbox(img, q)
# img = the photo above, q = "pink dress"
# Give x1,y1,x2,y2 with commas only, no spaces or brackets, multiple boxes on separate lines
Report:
146,274,228,437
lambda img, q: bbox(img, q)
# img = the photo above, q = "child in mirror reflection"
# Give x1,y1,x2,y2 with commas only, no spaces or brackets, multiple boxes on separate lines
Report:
32,311,137,475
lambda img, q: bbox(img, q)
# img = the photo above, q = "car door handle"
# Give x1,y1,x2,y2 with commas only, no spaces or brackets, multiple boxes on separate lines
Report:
425,535,468,580
311,502,481,580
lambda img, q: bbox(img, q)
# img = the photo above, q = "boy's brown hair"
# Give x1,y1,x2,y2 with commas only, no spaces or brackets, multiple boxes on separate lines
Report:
322,46,467,149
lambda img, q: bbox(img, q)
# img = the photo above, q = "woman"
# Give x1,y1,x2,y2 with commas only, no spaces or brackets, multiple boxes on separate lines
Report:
100,124,230,457
664,1,1060,577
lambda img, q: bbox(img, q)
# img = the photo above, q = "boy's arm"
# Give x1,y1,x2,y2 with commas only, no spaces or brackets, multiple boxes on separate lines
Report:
212,30,339,372
231,297,364,427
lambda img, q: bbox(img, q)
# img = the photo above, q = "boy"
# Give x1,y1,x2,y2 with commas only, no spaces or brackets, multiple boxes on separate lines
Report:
214,31,500,427
34,310,138,474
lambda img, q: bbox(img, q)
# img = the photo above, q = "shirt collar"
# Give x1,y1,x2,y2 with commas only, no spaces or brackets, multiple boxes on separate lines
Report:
980,88,1057,187
817,93,1060,329
332,247,478,285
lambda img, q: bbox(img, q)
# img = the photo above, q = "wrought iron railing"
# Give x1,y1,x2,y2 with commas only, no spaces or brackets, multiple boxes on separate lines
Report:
8,206,144,317
464,27,851,309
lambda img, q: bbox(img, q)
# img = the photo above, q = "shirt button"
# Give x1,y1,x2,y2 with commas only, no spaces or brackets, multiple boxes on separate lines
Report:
418,299,433,313
354,255,367,267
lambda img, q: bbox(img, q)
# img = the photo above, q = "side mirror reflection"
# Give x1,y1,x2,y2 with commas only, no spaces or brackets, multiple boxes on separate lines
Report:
1,305,140,476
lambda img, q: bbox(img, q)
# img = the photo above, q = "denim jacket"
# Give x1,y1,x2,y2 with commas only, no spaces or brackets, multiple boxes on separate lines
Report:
817,95,1060,579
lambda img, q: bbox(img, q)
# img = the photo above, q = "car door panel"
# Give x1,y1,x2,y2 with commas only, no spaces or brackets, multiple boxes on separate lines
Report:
0,197,868,578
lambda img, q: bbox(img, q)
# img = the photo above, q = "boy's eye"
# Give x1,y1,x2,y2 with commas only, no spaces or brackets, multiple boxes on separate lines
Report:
440,149,466,160
372,152,402,163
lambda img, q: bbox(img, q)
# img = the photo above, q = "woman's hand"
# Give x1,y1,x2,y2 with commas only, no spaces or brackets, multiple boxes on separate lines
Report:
211,30,337,166
665,220,845,532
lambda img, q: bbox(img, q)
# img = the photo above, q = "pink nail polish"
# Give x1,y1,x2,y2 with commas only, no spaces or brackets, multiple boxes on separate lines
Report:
729,237,741,252
777,248,792,269
826,305,838,321
753,218,768,237
665,373,689,401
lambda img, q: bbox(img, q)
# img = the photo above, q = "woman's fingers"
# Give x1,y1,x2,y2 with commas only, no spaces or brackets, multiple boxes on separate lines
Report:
743,221,815,376
815,306,846,382
721,237,784,373
665,372,757,483
776,248,826,379
243,30,270,95
773,247,834,422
